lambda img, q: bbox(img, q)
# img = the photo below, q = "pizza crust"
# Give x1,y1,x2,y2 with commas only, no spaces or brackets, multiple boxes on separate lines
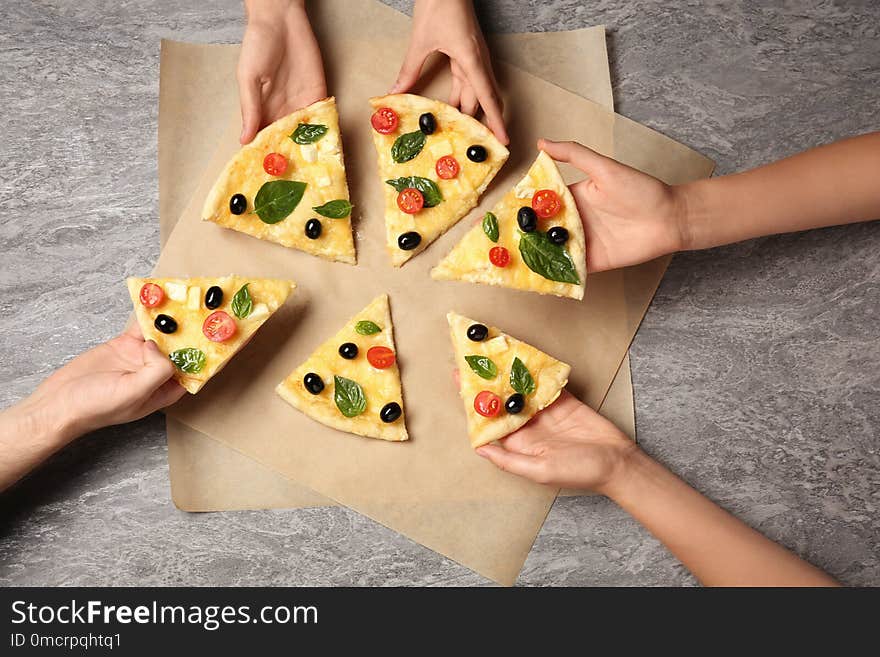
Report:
276,294,408,441
447,312,570,448
432,151,587,300
369,94,509,266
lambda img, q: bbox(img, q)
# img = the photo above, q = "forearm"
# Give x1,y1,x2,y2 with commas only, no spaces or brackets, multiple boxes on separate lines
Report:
678,131,880,251
0,395,78,492
604,449,838,586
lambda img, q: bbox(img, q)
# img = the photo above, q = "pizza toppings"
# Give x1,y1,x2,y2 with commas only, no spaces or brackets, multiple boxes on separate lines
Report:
532,189,562,219
231,284,253,319
435,155,460,180
398,231,422,251
290,123,328,144
355,320,382,335
519,231,580,284
313,199,353,218
380,401,402,423
418,112,436,135
338,342,359,360
517,206,538,232
510,357,536,395
367,346,396,369
229,193,247,215
204,286,223,310
547,226,569,245
482,212,499,242
263,152,288,176
305,218,322,240
253,180,307,224
371,107,399,134
396,188,425,214
466,145,488,163
303,372,324,395
391,131,427,163
466,323,489,342
334,375,367,417
202,310,237,343
386,177,443,207
465,355,498,380
139,283,164,308
154,314,178,334
474,390,502,418
489,246,510,268
169,347,206,374
505,393,525,414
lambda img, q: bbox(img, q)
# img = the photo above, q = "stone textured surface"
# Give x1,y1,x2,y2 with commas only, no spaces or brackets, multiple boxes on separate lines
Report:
1,1,878,586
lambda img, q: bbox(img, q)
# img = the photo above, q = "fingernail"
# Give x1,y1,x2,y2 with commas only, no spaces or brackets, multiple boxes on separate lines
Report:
475,447,488,458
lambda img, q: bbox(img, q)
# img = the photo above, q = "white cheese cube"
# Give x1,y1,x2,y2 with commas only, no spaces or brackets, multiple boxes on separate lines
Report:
187,286,201,310
248,302,269,321
483,336,508,355
514,177,535,199
316,176,332,188
300,144,318,163
318,137,338,153
164,281,187,302
428,139,453,157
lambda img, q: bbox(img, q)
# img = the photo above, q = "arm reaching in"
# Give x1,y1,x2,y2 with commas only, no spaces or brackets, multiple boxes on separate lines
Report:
539,131,880,271
0,325,185,492
391,0,508,144
238,0,328,144
477,392,839,587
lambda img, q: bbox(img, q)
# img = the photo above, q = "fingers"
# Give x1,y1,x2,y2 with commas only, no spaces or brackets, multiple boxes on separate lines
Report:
459,84,479,116
537,139,616,175
130,340,176,393
458,57,508,145
476,444,548,483
390,44,430,94
147,378,188,411
448,69,462,108
238,75,263,144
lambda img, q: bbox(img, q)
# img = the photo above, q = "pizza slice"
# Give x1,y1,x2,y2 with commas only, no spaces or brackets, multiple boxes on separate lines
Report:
369,94,509,267
128,276,294,393
276,294,408,441
432,151,587,300
447,312,570,448
202,97,356,264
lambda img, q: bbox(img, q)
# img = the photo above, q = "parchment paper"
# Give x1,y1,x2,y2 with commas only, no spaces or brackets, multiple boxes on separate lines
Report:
159,4,624,512
153,8,713,582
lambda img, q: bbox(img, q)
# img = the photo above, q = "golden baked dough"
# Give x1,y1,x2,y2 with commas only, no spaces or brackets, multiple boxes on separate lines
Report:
127,276,294,393
276,294,408,441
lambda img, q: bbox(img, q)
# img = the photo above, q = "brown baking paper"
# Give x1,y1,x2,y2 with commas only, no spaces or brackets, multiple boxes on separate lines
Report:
153,18,713,582
159,3,626,511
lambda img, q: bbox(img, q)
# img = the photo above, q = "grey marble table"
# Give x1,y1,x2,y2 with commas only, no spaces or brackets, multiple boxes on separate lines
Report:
1,1,877,586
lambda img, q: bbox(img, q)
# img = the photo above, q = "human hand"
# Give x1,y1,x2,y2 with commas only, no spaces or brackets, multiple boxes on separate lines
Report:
28,324,186,438
475,391,638,493
539,139,689,272
238,0,327,144
391,0,508,144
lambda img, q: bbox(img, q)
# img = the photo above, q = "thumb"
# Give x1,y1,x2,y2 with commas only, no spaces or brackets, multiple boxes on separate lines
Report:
476,444,549,484
390,44,430,94
538,139,617,177
238,75,263,144
129,340,176,394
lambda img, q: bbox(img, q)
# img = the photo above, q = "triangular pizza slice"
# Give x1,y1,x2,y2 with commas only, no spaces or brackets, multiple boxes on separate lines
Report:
128,276,294,393
447,312,570,448
276,294,408,441
202,97,356,264
432,151,587,299
368,94,509,267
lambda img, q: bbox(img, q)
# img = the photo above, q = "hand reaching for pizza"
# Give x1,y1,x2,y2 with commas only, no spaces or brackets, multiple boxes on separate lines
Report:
475,391,636,492
391,0,509,145
538,139,688,273
238,0,328,144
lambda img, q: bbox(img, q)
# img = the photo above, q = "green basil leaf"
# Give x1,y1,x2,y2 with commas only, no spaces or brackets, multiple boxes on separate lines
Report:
518,231,581,284
482,212,499,242
334,375,367,417
169,348,206,374
290,123,328,144
355,320,382,335
231,283,253,319
312,199,353,218
253,180,307,224
391,130,426,163
510,357,536,396
385,176,443,208
464,355,498,380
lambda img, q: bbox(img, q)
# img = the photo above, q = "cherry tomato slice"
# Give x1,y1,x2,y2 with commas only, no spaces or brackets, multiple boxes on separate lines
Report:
474,391,502,418
397,188,425,214
202,310,237,343
367,346,396,369
435,155,460,179
532,189,562,219
263,152,288,176
489,246,510,268
371,107,399,134
139,283,164,308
